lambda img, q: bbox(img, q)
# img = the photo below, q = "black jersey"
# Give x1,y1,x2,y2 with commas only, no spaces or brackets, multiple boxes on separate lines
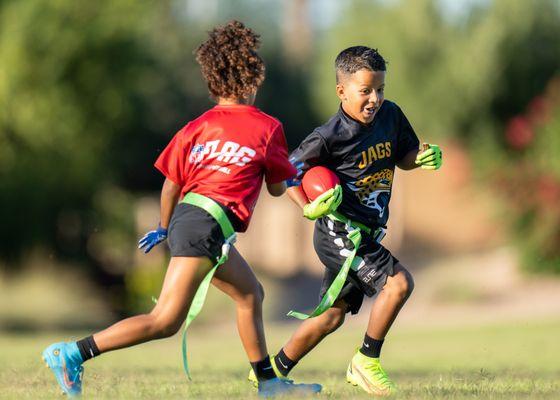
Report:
289,100,420,228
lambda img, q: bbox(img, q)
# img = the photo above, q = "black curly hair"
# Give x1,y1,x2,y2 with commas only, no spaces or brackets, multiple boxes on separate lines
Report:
195,20,265,100
335,46,387,83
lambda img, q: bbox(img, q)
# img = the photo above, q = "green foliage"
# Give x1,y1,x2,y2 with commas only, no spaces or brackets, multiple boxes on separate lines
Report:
1,0,560,294
0,1,320,271
0,0,203,265
493,83,560,274
473,1,560,274
0,0,323,315
313,0,454,138
315,0,560,274
314,0,560,143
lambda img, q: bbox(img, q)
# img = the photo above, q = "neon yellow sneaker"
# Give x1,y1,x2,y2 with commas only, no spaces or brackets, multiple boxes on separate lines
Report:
346,351,396,396
248,355,287,387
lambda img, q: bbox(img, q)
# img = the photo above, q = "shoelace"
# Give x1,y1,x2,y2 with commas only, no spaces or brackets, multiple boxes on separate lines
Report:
364,362,392,387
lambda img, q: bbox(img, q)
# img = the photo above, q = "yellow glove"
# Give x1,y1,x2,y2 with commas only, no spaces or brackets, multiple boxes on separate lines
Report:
415,143,443,170
303,185,343,220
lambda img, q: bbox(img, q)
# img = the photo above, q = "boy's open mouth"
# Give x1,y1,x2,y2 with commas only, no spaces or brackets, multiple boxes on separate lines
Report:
364,106,377,116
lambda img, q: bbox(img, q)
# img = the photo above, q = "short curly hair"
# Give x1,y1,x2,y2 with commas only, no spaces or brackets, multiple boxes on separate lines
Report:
195,20,265,100
335,46,387,83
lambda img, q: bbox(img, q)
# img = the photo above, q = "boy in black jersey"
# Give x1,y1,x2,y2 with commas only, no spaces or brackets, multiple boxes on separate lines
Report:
249,46,443,395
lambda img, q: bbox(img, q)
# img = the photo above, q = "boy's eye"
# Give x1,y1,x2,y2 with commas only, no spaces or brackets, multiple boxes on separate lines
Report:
361,89,370,94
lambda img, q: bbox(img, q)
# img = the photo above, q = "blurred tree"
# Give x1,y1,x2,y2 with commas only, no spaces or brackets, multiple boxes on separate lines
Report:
312,0,451,138
313,0,560,273
0,0,322,317
0,0,206,275
444,0,560,147
313,0,560,142
177,0,321,146
4,0,557,304
495,78,560,274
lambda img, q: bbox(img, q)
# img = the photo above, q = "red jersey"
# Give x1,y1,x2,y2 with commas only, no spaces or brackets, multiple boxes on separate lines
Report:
155,104,296,232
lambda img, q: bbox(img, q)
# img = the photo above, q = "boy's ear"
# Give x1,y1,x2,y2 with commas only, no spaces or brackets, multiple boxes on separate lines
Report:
336,84,346,102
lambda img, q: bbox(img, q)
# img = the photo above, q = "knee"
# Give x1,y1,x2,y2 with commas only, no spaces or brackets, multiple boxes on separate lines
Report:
149,313,183,339
237,281,264,309
387,268,414,301
318,308,346,335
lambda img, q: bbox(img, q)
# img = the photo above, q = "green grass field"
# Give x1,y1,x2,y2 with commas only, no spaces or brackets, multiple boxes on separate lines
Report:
1,319,559,399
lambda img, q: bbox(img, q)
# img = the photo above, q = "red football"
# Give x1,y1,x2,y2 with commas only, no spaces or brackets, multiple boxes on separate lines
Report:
302,166,340,201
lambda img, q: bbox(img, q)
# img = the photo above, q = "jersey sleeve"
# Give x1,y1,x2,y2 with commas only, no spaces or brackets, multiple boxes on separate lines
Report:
154,126,188,186
264,124,297,184
395,106,420,162
287,130,329,187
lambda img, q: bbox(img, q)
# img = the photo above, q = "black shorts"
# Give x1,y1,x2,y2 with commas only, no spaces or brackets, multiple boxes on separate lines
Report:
168,203,230,261
314,217,399,315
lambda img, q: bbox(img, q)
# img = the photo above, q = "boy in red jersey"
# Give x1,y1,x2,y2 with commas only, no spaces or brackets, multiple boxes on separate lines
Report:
42,21,321,398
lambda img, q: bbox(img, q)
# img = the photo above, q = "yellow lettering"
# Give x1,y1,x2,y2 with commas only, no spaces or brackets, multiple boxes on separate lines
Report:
376,143,386,159
359,143,392,168
368,146,378,164
358,151,367,169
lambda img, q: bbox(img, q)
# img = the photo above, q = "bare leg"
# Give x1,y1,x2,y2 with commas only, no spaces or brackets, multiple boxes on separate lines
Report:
211,246,267,362
93,256,214,353
366,262,414,339
281,263,413,362
282,299,348,361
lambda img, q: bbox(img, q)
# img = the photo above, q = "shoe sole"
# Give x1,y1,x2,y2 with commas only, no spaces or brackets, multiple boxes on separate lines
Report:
346,362,392,396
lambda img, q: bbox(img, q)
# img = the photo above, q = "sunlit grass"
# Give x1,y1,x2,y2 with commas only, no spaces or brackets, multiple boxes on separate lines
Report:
1,319,559,399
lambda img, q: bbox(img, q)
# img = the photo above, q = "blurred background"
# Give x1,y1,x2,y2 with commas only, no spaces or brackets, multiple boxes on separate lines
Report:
1,0,560,332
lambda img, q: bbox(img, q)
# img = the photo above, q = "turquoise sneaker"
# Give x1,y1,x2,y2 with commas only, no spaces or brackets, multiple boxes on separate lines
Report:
258,377,322,398
42,342,84,397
